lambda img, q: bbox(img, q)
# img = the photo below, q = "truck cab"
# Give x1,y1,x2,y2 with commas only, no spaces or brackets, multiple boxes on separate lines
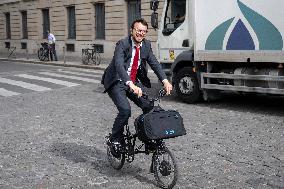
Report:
151,0,201,103
151,0,284,103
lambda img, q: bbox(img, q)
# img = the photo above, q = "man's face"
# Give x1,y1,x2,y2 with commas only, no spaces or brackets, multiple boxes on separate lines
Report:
131,22,148,44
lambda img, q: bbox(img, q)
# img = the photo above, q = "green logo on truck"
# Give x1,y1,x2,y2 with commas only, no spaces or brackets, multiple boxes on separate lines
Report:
205,0,283,50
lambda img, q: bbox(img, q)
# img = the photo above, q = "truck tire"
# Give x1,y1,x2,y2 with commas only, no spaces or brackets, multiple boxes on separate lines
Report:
175,67,201,103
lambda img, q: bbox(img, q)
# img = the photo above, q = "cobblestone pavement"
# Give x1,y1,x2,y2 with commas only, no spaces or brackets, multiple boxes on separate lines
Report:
0,62,283,189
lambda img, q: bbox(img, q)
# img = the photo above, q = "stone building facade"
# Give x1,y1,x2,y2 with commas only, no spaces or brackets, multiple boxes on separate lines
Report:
0,0,164,59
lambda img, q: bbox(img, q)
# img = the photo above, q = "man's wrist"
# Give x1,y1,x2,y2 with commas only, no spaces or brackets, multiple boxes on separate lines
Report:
126,81,133,86
162,79,169,85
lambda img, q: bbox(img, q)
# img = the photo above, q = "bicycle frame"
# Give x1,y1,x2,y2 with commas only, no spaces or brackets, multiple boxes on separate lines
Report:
123,124,145,162
123,124,165,163
123,89,167,161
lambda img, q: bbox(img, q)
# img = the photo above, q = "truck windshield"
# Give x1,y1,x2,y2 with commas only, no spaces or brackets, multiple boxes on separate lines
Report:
163,0,186,36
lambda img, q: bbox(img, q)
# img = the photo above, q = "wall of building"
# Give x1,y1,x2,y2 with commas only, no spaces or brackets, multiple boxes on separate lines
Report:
0,0,165,59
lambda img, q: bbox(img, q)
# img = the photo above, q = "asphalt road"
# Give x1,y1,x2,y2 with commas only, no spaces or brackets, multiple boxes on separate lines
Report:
0,60,283,188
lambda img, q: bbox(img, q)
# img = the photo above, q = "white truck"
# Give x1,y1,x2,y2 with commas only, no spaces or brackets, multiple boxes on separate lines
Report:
150,0,284,103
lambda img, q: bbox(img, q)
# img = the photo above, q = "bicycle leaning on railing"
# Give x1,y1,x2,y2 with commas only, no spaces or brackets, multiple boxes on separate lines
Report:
106,89,187,189
81,44,101,65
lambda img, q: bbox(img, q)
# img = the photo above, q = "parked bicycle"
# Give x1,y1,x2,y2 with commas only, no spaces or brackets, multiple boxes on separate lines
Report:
38,42,50,61
106,89,186,189
81,44,101,65
7,46,16,58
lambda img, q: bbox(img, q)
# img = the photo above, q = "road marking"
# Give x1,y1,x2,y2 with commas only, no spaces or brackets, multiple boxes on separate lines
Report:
38,72,100,83
60,68,104,74
0,88,20,97
0,77,51,91
16,74,80,87
58,70,103,77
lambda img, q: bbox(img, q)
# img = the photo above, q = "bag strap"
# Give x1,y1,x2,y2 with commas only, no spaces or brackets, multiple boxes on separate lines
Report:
149,105,164,113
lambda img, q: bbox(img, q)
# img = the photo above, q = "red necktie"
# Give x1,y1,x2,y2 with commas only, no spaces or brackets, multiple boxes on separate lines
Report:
130,46,140,82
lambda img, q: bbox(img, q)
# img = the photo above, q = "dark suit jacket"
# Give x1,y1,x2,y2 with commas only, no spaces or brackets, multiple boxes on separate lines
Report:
101,36,167,92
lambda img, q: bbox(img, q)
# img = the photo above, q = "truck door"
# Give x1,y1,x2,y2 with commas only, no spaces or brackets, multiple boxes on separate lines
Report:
158,0,189,63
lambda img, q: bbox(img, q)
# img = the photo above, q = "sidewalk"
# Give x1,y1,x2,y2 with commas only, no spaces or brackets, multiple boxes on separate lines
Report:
0,52,109,70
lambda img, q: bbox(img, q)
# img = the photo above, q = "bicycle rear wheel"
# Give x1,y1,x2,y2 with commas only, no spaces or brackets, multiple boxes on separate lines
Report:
82,49,90,64
38,48,45,61
107,142,125,170
38,48,48,61
152,146,178,189
91,51,101,65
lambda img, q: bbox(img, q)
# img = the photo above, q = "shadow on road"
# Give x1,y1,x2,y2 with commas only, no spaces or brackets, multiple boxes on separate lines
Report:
50,142,158,187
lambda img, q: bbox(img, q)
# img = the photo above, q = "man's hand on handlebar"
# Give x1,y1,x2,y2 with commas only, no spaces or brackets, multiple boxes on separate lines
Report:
162,79,173,95
129,82,143,97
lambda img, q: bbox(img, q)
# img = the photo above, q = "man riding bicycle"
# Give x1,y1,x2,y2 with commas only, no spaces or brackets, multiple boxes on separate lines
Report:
101,18,172,157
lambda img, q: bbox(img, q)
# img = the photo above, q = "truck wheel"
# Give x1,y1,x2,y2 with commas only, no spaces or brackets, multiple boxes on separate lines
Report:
175,67,201,103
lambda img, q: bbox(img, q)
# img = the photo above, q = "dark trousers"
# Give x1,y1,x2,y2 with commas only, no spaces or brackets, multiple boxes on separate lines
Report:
107,81,153,142
49,43,58,61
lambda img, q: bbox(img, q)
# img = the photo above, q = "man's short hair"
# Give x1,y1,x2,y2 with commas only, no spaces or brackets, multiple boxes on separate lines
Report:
131,18,148,29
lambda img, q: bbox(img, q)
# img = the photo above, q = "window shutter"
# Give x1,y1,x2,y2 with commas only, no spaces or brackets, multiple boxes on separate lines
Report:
95,3,105,39
22,11,28,39
127,0,141,34
42,9,50,38
68,6,76,39
5,13,11,39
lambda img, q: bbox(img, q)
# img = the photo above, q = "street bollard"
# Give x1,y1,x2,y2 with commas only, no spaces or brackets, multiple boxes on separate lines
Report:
26,48,29,60
63,46,66,64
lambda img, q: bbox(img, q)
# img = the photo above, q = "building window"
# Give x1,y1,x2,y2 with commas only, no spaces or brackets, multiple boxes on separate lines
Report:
5,42,10,49
95,3,105,39
42,9,50,38
21,42,27,49
21,11,28,39
5,13,11,39
67,6,76,39
66,44,75,52
127,0,141,34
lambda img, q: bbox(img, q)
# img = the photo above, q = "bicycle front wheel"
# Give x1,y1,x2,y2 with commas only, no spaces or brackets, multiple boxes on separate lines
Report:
152,146,178,189
107,143,125,170
82,49,90,64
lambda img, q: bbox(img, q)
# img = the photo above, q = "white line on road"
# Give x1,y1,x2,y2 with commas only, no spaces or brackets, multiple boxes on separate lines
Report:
0,77,51,91
61,68,104,74
57,70,103,77
16,74,80,87
38,72,100,83
0,88,20,97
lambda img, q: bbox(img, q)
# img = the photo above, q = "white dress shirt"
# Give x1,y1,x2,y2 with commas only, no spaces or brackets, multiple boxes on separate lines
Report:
48,33,56,44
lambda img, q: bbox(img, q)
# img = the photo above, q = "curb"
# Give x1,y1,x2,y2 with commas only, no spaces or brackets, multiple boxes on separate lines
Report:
0,58,107,71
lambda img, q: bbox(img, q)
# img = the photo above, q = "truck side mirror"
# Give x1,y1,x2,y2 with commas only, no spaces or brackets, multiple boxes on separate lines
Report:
151,12,159,29
150,0,159,11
